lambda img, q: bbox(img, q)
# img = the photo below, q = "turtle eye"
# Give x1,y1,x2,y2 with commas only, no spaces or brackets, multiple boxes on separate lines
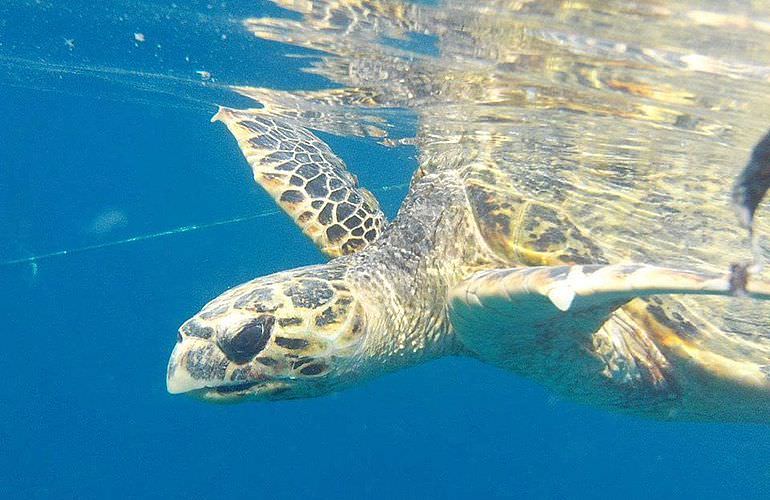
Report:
217,315,274,364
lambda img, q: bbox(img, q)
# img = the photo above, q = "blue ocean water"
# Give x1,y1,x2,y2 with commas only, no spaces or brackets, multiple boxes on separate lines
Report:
2,1,770,498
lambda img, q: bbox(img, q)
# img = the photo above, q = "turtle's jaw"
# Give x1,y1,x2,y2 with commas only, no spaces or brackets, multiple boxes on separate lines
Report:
166,338,212,395
165,338,258,396
166,336,294,401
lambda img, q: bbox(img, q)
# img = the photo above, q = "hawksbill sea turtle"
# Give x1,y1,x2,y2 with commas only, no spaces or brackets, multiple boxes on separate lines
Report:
166,0,770,421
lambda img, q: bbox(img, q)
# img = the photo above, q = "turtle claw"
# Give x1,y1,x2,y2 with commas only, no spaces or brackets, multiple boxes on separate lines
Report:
548,286,575,311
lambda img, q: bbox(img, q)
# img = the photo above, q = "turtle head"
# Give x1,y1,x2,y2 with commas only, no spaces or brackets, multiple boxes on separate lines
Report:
166,263,368,402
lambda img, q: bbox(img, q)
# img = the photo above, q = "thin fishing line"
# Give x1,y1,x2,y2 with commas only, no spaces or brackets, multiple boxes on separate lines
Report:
0,56,234,112
0,182,410,267
0,210,277,267
376,182,409,192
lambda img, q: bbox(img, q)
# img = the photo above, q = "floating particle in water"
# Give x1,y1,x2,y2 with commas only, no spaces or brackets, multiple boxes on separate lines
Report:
86,209,128,235
63,37,75,49
524,87,538,101
364,125,387,138
728,262,749,296
134,32,145,43
196,70,212,81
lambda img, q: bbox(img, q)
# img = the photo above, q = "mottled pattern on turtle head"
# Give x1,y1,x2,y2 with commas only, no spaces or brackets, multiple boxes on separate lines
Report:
167,262,367,401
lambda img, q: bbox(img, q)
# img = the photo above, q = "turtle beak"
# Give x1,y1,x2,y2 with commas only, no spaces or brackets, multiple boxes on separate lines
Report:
166,336,225,395
167,334,284,401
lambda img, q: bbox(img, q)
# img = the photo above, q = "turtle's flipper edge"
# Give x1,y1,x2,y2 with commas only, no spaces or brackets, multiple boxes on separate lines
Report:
213,107,386,258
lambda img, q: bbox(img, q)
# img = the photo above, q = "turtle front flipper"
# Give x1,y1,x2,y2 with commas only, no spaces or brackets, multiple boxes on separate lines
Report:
213,107,386,258
448,264,770,421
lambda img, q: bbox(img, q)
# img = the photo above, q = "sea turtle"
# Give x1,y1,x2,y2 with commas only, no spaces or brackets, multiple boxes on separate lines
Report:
166,0,770,422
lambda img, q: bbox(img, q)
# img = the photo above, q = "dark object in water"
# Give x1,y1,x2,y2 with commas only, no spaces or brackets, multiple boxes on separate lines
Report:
728,262,750,296
732,129,770,232
729,129,770,294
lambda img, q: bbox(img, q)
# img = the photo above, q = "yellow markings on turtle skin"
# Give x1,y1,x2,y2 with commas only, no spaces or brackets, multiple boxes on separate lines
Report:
336,308,366,352
266,277,365,359
605,79,695,106
464,179,518,259
465,168,604,267
515,202,607,266
624,300,770,389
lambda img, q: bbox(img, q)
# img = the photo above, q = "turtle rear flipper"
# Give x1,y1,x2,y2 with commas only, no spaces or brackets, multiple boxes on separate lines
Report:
449,264,770,421
213,107,386,258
